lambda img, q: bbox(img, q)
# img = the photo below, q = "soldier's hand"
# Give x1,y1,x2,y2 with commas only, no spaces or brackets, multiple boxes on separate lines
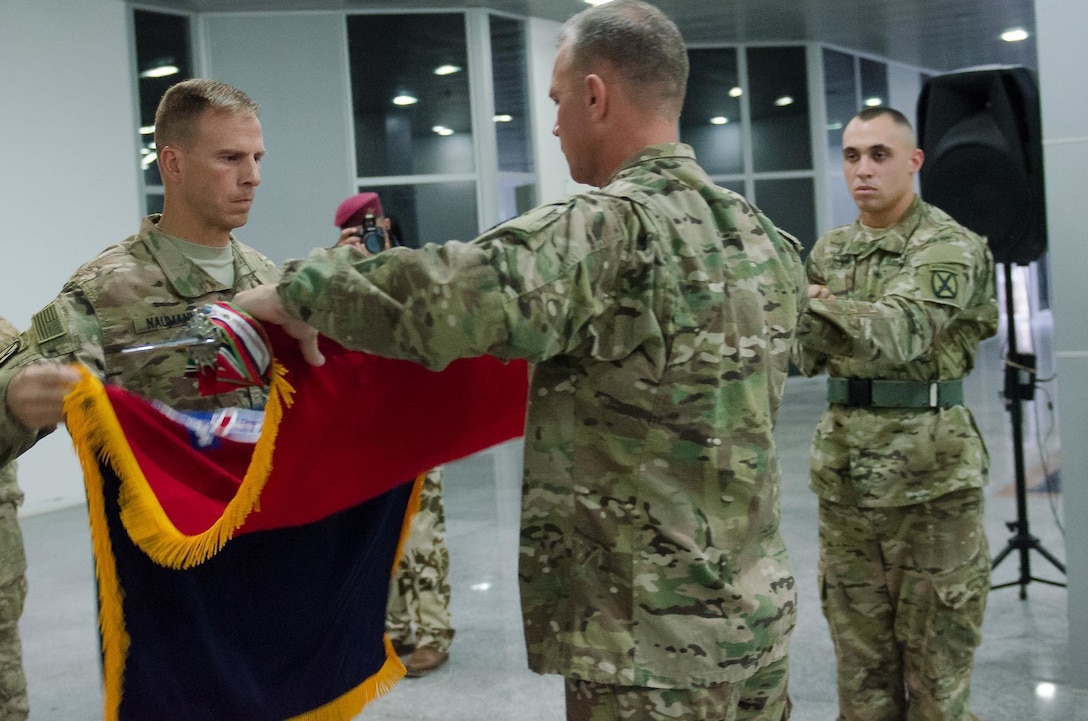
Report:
233,285,326,367
6,363,82,430
336,227,363,249
807,284,836,300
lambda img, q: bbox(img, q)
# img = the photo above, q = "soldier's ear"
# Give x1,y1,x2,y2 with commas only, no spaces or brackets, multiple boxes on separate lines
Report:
158,146,183,183
910,147,924,174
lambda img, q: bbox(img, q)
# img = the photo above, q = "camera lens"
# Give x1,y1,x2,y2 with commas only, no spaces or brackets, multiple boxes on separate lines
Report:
363,229,385,254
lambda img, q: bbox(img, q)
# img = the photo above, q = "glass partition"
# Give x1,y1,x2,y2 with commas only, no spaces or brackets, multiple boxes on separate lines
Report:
681,48,743,176
348,14,472,177
755,178,817,254
133,9,192,213
491,15,536,219
860,58,889,109
747,46,812,173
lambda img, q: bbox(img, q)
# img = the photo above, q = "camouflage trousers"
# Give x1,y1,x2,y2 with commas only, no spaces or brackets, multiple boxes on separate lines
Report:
563,656,791,721
386,468,454,653
818,489,989,721
0,502,28,721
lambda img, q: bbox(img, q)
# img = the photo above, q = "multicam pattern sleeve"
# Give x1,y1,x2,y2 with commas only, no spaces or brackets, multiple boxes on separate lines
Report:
0,216,279,466
279,193,663,368
279,144,805,688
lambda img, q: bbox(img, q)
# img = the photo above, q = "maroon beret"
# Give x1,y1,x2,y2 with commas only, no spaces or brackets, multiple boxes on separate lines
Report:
334,192,384,229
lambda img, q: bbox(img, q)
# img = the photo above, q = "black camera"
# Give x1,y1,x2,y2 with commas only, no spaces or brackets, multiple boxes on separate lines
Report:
354,211,387,254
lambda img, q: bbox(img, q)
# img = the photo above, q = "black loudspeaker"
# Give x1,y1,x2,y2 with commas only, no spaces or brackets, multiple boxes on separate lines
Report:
917,66,1047,265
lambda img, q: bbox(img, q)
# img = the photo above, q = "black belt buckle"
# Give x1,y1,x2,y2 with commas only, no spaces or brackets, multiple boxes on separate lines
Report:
846,377,872,407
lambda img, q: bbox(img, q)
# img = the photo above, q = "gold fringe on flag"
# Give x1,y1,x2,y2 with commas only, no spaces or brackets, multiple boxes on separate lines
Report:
63,363,420,721
64,362,293,570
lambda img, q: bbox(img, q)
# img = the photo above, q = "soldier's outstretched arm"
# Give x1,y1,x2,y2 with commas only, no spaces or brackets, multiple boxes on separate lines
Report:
0,289,106,466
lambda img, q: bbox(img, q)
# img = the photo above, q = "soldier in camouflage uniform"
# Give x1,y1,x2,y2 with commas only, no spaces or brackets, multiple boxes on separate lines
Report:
0,317,28,721
792,106,998,721
385,467,455,676
334,194,455,677
0,78,277,467
237,2,803,719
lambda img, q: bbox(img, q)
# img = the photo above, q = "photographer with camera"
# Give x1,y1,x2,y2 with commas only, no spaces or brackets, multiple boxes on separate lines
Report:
334,191,402,255
334,192,455,677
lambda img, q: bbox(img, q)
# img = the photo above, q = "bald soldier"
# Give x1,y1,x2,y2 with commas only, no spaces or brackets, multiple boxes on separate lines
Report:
237,2,803,719
792,106,998,721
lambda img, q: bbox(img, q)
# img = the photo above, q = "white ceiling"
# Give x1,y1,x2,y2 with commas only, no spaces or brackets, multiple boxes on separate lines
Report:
158,0,1039,72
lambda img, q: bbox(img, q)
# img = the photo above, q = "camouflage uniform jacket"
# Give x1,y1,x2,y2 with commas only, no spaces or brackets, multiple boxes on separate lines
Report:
276,144,804,688
792,196,998,507
0,216,279,466
0,318,23,506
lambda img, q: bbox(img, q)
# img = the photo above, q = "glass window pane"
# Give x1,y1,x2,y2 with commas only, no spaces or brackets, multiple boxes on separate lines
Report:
755,178,816,255
747,46,812,172
822,48,855,161
359,183,478,249
681,49,742,175
134,10,192,195
491,16,532,174
860,58,889,109
719,180,745,196
348,14,473,177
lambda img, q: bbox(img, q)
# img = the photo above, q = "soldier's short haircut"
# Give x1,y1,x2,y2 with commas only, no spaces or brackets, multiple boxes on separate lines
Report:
855,106,915,135
154,79,260,152
558,0,689,118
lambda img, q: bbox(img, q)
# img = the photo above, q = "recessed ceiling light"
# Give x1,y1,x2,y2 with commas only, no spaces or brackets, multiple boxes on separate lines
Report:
827,122,844,131
584,0,613,5
140,64,179,79
393,94,418,106
434,64,462,76
864,96,883,107
710,116,728,125
1001,27,1030,42
774,95,794,107
493,114,513,123
139,125,155,135
432,125,454,136
729,86,743,98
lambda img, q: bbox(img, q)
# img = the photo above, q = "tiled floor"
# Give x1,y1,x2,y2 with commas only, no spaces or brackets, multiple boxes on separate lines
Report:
16,334,1088,719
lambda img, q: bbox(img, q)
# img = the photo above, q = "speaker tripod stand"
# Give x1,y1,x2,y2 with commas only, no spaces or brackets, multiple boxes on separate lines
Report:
990,263,1066,599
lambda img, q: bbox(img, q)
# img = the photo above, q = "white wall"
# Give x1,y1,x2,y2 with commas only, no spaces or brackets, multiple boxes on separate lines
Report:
1037,0,1088,689
525,18,570,204
887,63,923,125
0,0,141,515
200,11,355,265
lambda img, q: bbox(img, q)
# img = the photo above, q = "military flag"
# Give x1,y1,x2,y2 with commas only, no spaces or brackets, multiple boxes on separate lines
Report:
63,325,528,721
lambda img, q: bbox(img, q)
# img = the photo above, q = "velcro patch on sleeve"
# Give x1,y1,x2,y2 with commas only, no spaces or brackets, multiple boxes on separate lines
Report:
921,263,967,306
32,303,67,344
